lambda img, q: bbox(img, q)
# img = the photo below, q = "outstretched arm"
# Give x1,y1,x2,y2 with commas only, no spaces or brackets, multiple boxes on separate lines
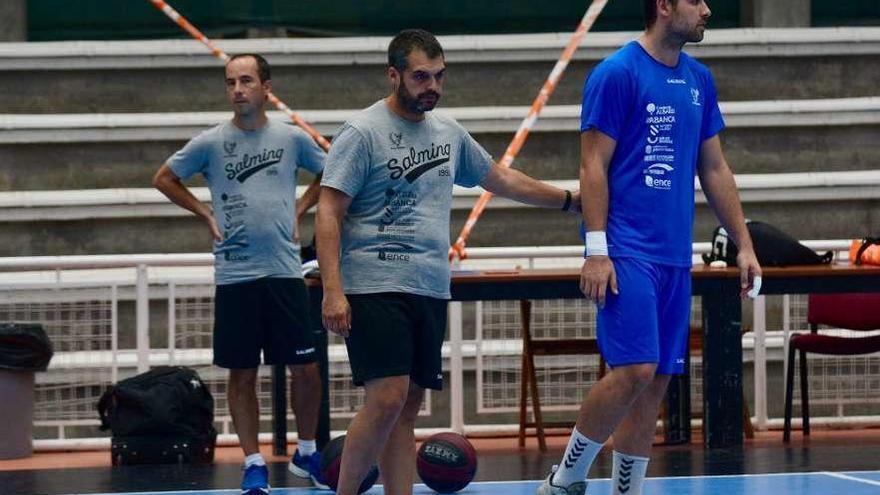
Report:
479,164,580,213
697,135,762,296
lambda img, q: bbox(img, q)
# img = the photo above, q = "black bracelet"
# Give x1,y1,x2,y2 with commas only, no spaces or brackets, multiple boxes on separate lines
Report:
561,189,572,211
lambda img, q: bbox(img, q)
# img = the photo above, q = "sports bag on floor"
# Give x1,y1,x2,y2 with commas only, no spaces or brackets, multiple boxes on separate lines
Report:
97,366,217,465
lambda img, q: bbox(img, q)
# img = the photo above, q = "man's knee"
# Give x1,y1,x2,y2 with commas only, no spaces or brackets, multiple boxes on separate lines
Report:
289,362,320,383
644,374,672,401
228,368,258,386
398,386,425,423
227,369,258,398
365,377,410,420
613,363,658,392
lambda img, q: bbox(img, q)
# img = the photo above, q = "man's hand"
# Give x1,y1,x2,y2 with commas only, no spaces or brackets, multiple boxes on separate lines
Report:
736,249,762,298
206,216,222,242
322,290,352,338
580,255,618,308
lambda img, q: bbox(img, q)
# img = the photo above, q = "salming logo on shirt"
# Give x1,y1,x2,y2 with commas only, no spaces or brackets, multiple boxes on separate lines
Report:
389,132,405,150
386,142,451,183
224,148,285,183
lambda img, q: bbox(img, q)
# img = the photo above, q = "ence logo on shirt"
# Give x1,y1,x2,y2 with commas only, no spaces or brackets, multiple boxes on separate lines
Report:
225,148,285,183
378,241,413,262
643,163,674,190
387,142,451,183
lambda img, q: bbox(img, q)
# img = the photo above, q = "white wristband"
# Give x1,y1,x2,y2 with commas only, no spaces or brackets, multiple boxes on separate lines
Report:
585,231,608,257
747,275,762,299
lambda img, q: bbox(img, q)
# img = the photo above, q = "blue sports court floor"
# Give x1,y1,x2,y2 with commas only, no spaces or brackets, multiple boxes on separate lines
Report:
5,432,880,495
65,471,880,495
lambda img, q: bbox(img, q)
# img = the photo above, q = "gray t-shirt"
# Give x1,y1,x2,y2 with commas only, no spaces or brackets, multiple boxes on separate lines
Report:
168,119,325,285
321,100,493,299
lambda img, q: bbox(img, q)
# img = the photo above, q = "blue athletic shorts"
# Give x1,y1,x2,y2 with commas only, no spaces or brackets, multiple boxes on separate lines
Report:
596,257,691,375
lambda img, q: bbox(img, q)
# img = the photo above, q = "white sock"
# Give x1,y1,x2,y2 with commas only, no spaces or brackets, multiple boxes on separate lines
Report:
297,439,317,456
551,428,603,486
612,450,649,495
244,453,266,467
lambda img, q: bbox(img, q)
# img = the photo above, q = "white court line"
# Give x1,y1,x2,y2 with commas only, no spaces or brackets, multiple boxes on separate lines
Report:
63,490,239,495
64,470,880,495
822,471,880,487
436,469,880,485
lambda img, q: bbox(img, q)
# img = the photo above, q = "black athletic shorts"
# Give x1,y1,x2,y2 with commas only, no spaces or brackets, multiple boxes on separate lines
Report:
345,292,448,390
213,277,316,369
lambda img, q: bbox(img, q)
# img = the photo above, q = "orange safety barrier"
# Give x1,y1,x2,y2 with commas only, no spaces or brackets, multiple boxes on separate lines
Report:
449,0,609,262
147,0,331,151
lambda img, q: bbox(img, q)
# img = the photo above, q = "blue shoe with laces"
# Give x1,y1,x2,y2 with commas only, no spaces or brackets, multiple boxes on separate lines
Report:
289,450,329,489
241,463,269,495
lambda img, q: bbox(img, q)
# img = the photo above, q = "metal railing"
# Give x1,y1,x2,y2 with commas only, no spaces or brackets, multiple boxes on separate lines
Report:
1,240,874,450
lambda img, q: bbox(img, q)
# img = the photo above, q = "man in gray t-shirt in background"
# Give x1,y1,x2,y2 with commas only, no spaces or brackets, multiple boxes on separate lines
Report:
153,54,327,494
317,30,581,495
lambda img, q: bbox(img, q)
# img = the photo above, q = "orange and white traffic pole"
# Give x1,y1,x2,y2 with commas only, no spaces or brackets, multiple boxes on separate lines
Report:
148,0,331,151
449,0,609,262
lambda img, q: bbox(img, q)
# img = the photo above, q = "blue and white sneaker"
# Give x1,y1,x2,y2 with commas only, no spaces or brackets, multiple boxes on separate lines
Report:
536,465,586,495
289,450,329,490
241,464,270,495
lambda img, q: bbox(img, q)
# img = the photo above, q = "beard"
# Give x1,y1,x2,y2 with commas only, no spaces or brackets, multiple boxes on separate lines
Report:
670,14,707,43
668,22,705,44
397,83,440,114
686,25,706,42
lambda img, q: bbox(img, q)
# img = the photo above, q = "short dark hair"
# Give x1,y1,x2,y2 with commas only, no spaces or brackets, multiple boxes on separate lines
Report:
643,0,678,29
387,29,444,72
227,53,271,82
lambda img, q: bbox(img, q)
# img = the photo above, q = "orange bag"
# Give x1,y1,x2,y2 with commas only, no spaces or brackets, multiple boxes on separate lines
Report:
849,238,880,265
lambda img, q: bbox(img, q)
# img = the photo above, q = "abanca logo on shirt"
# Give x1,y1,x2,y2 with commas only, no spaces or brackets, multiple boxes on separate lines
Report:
225,148,284,183
387,142,451,183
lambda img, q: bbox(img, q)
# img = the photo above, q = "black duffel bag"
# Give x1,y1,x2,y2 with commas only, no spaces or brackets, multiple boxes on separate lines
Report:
703,220,834,267
97,366,217,465
0,323,53,372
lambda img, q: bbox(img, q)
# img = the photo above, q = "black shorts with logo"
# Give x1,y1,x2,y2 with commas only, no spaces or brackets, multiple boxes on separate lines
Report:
345,292,448,390
213,277,316,369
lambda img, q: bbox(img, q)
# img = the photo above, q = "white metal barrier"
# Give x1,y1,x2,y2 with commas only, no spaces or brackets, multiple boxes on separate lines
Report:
0,240,875,450
2,170,879,223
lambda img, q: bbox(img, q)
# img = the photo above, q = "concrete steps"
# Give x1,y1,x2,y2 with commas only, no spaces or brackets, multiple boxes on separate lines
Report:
0,28,878,112
1,98,877,190
1,28,877,256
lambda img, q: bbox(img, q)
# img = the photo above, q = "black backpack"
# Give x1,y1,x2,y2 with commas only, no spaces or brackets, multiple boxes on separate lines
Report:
703,220,833,267
0,323,53,372
97,366,217,465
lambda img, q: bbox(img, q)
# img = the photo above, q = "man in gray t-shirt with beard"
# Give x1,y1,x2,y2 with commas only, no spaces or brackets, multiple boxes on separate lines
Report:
321,99,491,300
316,29,581,495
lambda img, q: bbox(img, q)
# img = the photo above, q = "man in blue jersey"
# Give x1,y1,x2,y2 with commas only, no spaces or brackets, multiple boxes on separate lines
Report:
539,2,761,495
153,54,327,494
